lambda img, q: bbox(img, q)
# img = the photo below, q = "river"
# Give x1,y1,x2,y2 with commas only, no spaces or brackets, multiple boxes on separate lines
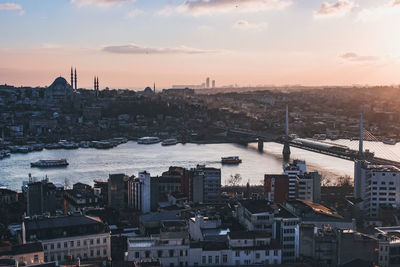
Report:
1,140,399,191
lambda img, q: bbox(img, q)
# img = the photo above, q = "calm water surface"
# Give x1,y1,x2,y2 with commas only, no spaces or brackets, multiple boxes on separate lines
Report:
1,140,399,191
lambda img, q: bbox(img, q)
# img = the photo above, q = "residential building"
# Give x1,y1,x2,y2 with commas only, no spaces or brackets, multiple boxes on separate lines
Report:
0,242,44,266
127,171,151,213
264,175,290,204
375,226,400,267
236,200,275,232
108,173,129,210
27,179,59,216
354,161,400,217
64,183,100,213
197,165,221,203
23,215,111,263
0,188,18,204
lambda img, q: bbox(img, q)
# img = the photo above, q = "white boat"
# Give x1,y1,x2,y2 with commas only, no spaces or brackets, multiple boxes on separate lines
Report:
137,137,161,144
383,139,397,145
161,139,178,146
31,159,69,168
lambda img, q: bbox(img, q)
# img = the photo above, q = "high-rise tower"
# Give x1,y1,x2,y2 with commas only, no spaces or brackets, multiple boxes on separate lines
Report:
206,77,210,88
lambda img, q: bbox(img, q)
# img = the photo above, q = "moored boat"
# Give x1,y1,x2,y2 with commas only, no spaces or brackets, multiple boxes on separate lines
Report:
31,159,69,168
221,156,242,164
383,139,397,145
161,139,178,146
137,137,161,144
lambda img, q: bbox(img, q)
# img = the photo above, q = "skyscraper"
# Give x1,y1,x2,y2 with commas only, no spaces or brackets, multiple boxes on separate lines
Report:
206,77,210,88
212,80,215,88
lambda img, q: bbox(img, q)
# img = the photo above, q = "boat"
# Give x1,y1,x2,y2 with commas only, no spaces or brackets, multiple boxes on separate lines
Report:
383,139,397,145
31,159,69,168
221,156,242,164
94,141,115,149
161,139,178,146
137,137,161,144
45,143,62,149
59,141,79,149
79,141,91,148
0,150,10,159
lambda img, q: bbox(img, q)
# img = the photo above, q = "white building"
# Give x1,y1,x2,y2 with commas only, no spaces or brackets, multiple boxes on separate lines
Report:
189,215,223,241
23,215,111,263
125,231,190,267
354,161,400,217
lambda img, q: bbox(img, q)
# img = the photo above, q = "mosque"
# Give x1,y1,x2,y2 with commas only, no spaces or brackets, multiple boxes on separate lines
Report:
44,68,76,102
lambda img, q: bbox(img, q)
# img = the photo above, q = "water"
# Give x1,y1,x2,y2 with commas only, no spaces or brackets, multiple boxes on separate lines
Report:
1,140,399,191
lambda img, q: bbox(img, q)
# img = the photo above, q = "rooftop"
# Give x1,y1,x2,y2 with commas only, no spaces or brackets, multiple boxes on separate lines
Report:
239,200,273,214
228,231,271,240
24,215,103,232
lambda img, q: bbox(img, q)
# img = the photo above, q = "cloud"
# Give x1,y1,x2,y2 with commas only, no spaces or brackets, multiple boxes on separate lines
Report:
71,0,134,8
357,0,400,21
340,52,379,62
233,20,268,31
157,0,292,16
313,0,356,19
103,44,220,55
126,8,144,18
0,3,22,10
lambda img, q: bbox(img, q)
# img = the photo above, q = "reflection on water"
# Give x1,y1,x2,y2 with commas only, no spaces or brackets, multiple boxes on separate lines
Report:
1,139,398,191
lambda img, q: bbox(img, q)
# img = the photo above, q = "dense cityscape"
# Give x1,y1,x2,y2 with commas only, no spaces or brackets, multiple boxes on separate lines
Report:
2,0,400,266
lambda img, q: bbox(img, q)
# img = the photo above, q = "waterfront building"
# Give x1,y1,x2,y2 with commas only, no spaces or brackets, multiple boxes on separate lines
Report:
0,188,18,204
354,161,400,218
27,179,61,216
264,175,290,204
107,173,130,210
22,215,111,263
197,165,221,203
128,171,151,213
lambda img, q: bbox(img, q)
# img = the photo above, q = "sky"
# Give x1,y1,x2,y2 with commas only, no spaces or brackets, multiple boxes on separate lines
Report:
1,0,400,89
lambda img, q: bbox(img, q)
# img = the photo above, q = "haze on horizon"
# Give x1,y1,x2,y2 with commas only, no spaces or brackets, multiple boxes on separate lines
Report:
1,0,400,89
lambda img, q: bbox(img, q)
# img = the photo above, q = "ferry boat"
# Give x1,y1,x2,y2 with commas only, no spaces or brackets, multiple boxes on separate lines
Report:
94,141,115,149
221,156,242,164
383,139,397,145
59,141,79,149
45,143,62,149
137,137,161,144
161,139,178,146
31,159,69,168
0,150,10,159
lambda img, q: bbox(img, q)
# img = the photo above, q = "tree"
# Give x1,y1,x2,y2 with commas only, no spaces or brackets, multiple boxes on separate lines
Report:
64,177,71,189
336,175,352,188
227,173,242,187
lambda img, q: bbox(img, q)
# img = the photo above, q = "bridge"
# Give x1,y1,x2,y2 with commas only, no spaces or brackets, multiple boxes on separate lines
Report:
224,106,400,168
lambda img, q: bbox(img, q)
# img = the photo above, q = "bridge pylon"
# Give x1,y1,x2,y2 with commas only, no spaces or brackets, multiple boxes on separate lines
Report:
282,105,291,161
258,138,264,152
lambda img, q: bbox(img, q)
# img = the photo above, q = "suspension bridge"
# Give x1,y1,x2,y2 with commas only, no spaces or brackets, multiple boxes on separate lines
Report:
224,107,400,167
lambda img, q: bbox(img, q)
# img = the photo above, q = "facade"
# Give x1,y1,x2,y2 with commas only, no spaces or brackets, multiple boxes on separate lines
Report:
27,179,58,216
125,232,190,267
64,183,100,213
108,173,129,210
128,171,151,213
237,200,275,232
197,165,221,203
0,188,18,204
354,161,400,217
264,175,290,204
23,215,111,263
0,242,44,266
45,77,74,103
375,226,400,267
189,215,223,242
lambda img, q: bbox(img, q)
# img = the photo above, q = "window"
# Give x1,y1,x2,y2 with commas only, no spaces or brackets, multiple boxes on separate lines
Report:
34,255,39,262
70,241,74,247
169,250,174,257
202,256,206,264
256,253,260,259
64,242,67,248
208,256,212,264
57,255,61,261
103,238,107,244
90,250,94,257
223,254,227,263
57,243,60,249
97,238,100,244
84,240,87,246
245,250,250,256
215,256,219,264
135,252,140,258
158,250,163,257
235,251,240,257
180,250,183,256
274,250,278,256
145,251,150,258
51,244,54,249
97,250,100,256
44,245,48,250
77,241,80,247
90,239,94,245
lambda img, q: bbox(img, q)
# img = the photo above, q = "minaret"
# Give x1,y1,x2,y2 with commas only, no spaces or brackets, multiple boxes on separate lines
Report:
74,68,77,90
70,67,73,88
282,105,291,161
94,76,96,91
96,77,99,91
153,82,156,93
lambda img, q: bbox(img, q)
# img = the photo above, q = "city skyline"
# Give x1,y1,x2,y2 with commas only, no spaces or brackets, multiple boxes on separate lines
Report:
1,0,400,89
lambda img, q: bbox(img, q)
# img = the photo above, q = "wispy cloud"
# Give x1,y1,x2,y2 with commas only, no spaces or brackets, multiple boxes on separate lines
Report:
71,0,134,8
313,0,356,19
0,3,21,10
103,44,220,55
233,20,268,31
357,0,400,21
126,8,144,18
340,52,378,62
157,0,292,16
